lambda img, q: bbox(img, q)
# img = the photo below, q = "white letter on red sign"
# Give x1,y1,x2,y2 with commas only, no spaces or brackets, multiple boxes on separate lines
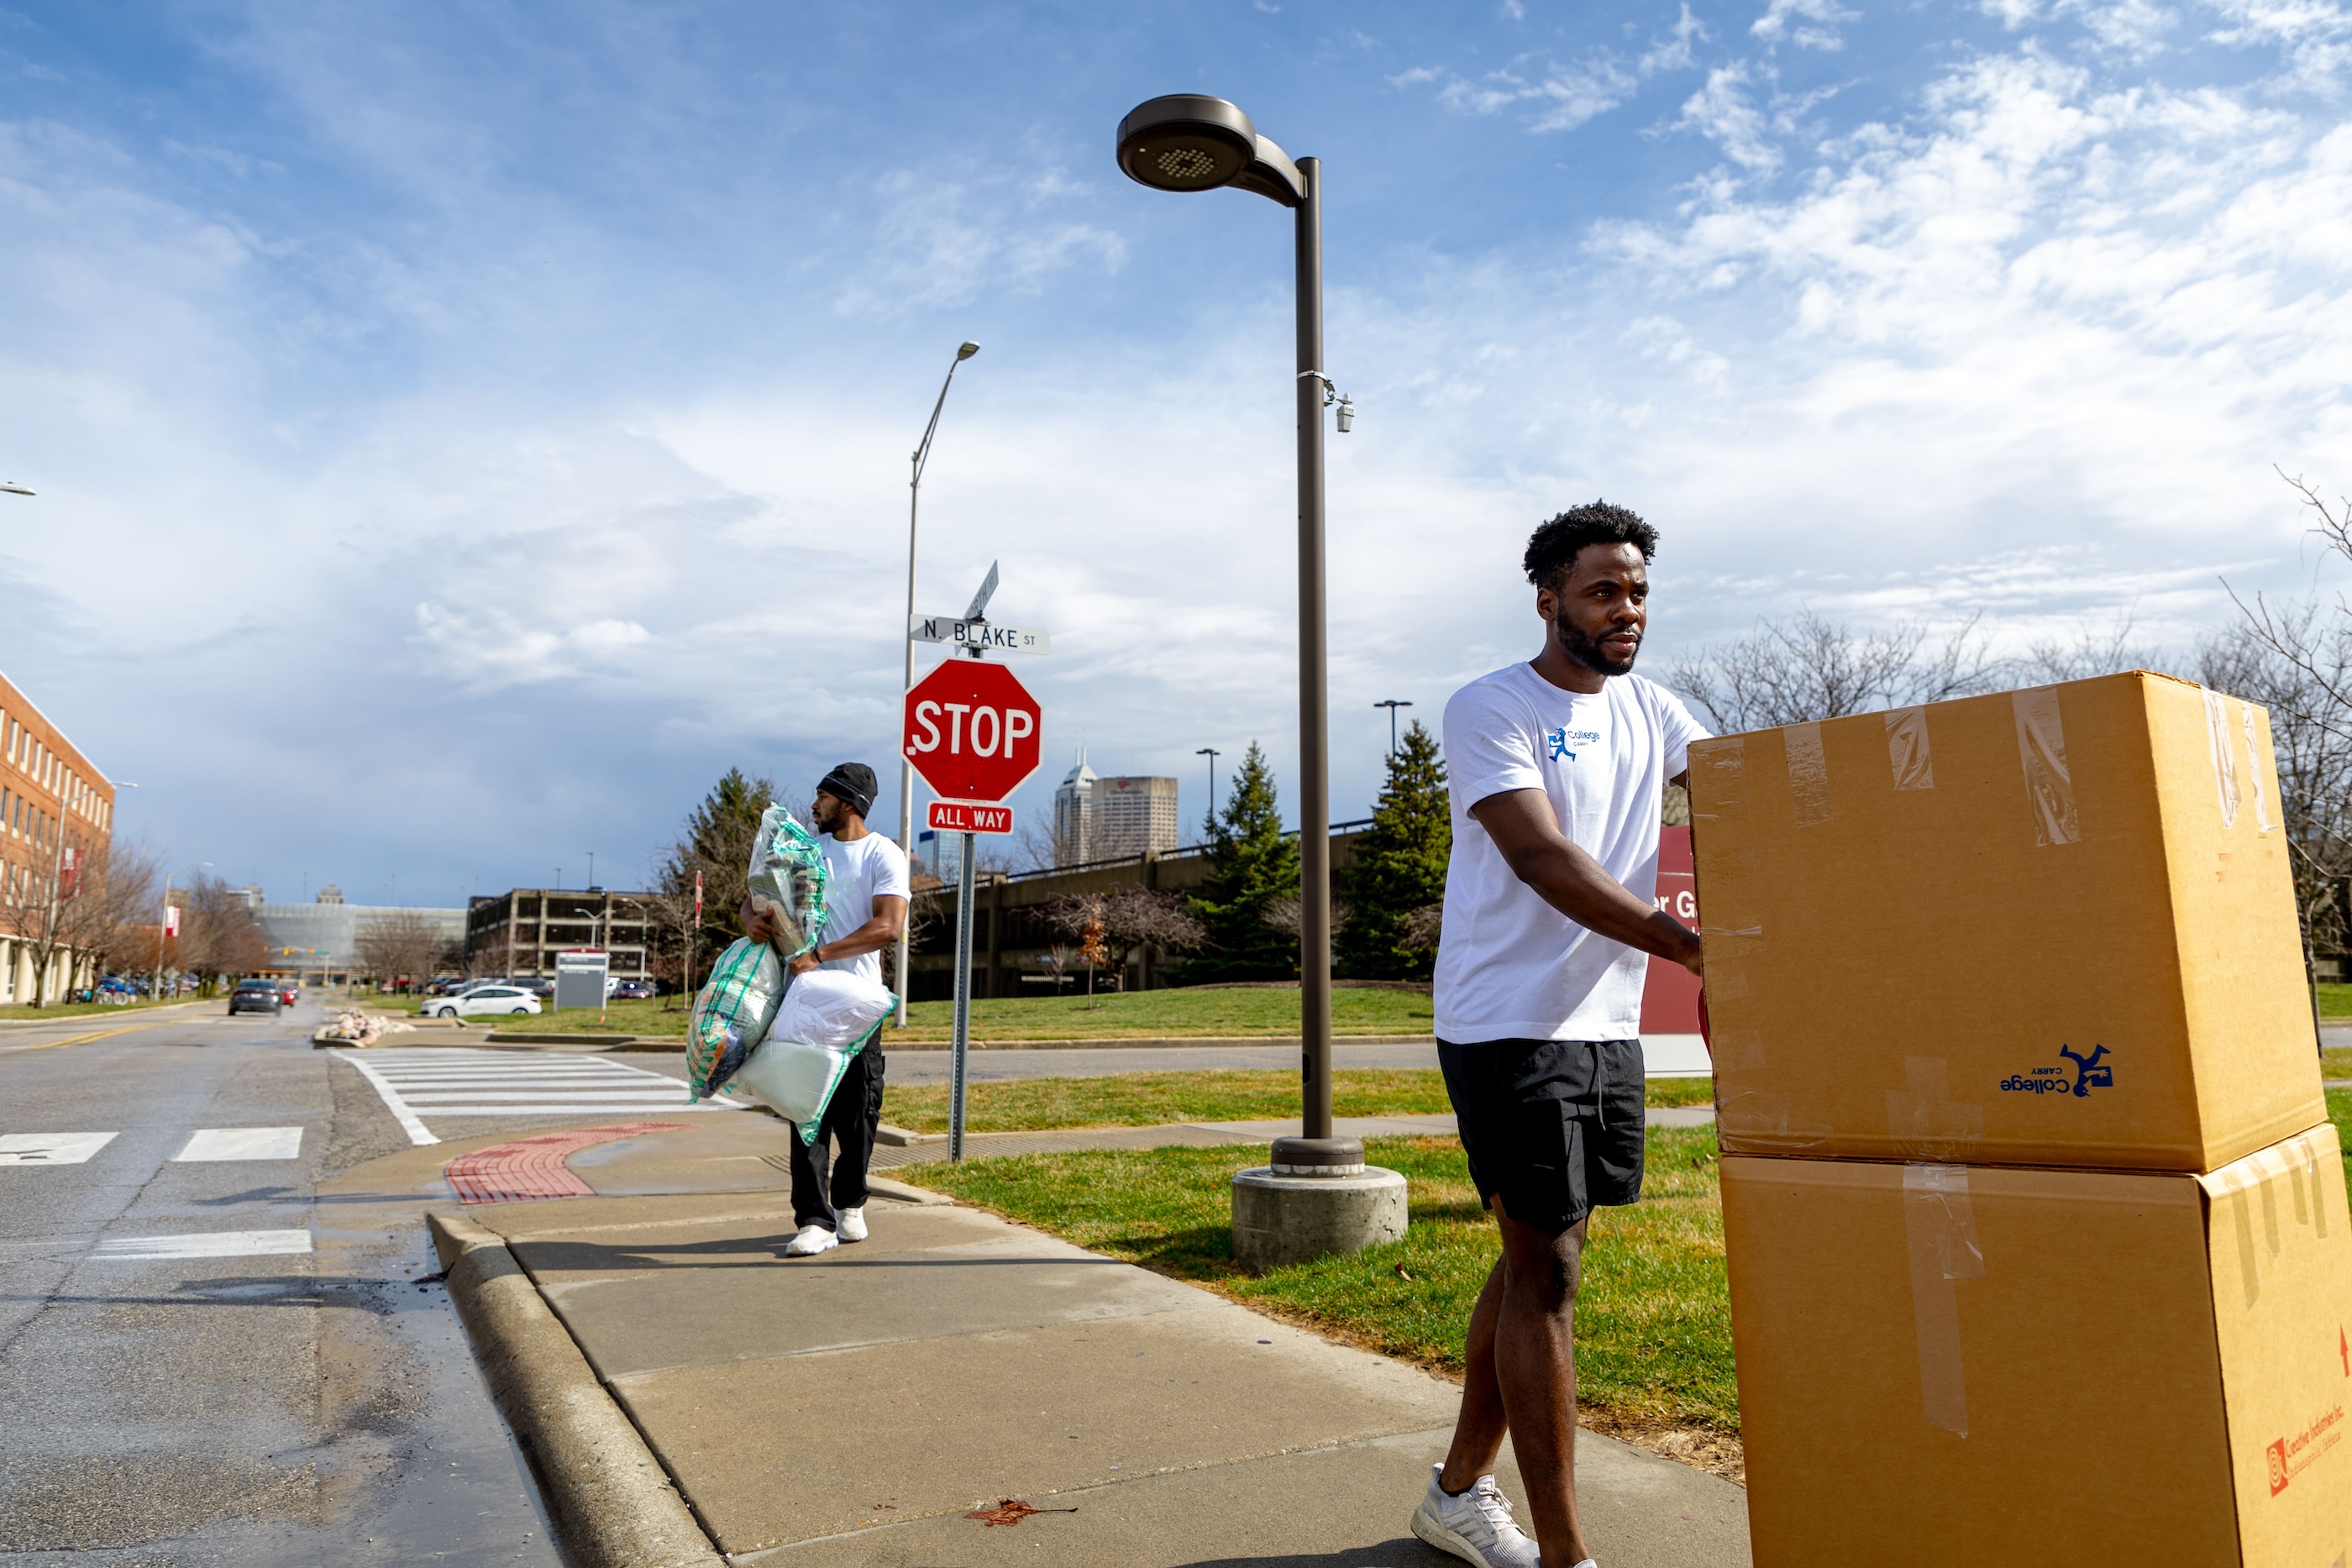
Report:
943,703,971,753
911,701,942,753
972,707,1000,758
1005,709,1033,755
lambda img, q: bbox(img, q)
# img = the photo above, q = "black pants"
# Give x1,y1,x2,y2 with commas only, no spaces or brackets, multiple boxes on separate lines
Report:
789,1045,885,1232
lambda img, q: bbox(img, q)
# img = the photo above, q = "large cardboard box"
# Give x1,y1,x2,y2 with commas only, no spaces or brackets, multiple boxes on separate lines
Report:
1722,1125,2352,1566
1690,672,2324,1172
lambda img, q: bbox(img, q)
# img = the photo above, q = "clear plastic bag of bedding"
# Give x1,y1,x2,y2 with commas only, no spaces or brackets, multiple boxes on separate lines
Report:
747,805,828,962
731,968,896,1141
685,937,783,1100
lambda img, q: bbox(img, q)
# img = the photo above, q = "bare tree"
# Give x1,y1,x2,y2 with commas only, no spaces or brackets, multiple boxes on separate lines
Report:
176,876,268,993
1042,889,1205,981
1262,894,1353,943
1669,610,2003,731
60,841,161,986
2019,612,2160,685
0,815,132,1004
354,909,444,993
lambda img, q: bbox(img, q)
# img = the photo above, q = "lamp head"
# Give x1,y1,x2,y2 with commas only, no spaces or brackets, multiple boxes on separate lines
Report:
957,342,980,360
1117,94,1304,207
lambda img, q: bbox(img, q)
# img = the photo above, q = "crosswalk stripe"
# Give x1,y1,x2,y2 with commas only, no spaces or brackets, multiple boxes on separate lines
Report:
334,1049,737,1146
0,1132,118,1166
93,1229,312,1261
175,1127,305,1162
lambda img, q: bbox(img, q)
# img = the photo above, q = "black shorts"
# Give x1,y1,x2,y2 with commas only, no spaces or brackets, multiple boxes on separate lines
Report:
1437,1037,1646,1236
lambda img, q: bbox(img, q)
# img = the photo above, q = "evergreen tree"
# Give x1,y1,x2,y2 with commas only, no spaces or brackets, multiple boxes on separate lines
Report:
651,768,780,986
1339,721,1452,979
1181,742,1300,981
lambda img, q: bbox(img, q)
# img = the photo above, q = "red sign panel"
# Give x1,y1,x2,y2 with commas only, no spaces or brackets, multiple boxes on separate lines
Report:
1640,825,1702,1033
928,800,1014,835
903,659,1042,805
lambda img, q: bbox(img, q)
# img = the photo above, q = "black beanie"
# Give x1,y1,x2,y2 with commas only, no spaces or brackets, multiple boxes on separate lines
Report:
818,763,878,820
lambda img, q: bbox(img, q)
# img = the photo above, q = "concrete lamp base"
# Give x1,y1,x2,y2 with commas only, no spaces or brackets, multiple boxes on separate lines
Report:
1231,1136,1408,1274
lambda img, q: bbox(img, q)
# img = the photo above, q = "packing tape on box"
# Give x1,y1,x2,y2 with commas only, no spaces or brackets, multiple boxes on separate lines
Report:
1691,736,1746,821
2239,699,2277,834
1903,1162,1985,1439
2202,688,2243,831
1785,720,1832,826
2202,1127,2334,1309
1886,705,1934,790
2012,688,2082,847
1886,1056,1987,1162
1698,923,1764,1000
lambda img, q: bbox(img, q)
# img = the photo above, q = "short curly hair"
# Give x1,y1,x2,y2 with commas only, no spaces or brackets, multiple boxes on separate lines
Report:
1523,501,1658,593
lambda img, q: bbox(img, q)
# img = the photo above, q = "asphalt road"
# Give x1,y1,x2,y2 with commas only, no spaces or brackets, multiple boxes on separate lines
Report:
0,999,737,1566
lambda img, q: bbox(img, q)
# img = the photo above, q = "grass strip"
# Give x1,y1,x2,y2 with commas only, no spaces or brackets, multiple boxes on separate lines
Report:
900,1129,1737,1433
884,1068,1715,1133
0,996,201,1021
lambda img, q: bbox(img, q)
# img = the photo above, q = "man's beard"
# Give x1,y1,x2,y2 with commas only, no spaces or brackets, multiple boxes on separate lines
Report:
1554,616,1639,677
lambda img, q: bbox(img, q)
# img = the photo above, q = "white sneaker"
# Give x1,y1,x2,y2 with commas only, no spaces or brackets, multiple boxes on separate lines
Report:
1410,1465,1541,1568
837,1207,868,1243
784,1225,838,1256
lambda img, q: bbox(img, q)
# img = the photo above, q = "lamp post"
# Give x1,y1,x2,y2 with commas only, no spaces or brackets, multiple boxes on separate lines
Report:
156,859,210,1002
1373,699,1414,759
1118,96,1356,1170
1194,747,1221,837
892,340,980,1028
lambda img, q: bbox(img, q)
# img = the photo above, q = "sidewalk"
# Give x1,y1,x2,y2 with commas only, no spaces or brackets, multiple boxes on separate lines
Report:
368,1112,1749,1566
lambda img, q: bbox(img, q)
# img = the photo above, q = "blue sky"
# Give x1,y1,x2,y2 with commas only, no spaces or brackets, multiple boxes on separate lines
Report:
5,0,2351,906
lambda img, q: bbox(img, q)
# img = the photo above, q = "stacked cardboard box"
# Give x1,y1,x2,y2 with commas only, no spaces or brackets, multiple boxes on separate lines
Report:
1689,672,2351,1565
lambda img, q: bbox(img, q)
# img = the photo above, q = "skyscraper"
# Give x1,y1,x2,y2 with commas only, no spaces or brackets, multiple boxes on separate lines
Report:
1093,775,1180,859
1052,747,1098,865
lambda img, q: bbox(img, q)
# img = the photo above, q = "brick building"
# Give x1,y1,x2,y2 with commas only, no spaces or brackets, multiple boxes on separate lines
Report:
0,670,117,1003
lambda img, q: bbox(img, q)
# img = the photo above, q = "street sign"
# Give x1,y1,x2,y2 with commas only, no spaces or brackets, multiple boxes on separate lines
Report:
910,615,1051,656
903,660,1043,804
928,800,1014,835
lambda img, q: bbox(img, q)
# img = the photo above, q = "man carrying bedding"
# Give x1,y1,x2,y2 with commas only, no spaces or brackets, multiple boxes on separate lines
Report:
743,763,911,1257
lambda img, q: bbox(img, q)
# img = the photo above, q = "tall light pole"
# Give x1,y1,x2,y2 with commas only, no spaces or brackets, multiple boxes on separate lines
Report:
1194,746,1221,838
1119,96,1354,1168
893,340,981,1028
1373,699,1413,759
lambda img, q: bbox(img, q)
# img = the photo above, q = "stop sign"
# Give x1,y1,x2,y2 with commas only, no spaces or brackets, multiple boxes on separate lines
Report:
903,659,1042,804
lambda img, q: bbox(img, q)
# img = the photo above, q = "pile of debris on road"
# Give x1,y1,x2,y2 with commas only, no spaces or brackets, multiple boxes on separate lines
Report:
312,1009,417,1049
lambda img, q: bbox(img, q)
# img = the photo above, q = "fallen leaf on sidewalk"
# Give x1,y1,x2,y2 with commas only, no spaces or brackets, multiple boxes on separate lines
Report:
966,1498,1079,1527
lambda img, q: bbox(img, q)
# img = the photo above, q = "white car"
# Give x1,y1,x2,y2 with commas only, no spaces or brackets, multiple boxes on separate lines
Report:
421,985,543,1019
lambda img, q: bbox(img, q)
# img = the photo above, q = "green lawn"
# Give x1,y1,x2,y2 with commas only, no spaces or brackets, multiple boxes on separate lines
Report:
886,1068,1715,1134
903,1129,1737,1433
2330,1089,2351,1169
2319,984,2352,1019
2323,1047,2352,1079
429,984,1436,1041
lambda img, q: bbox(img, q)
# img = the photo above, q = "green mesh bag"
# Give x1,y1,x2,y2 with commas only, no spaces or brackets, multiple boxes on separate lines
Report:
686,937,783,1100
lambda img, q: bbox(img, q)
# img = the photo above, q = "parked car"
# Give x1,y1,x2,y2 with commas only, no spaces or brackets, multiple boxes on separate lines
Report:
611,978,655,1001
524,978,556,999
420,985,543,1019
228,978,282,1015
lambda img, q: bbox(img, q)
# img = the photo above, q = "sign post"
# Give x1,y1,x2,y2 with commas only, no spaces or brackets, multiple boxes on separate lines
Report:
904,658,1042,1158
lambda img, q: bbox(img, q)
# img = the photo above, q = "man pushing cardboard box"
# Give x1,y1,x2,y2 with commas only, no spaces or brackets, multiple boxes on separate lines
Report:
1690,671,2350,1566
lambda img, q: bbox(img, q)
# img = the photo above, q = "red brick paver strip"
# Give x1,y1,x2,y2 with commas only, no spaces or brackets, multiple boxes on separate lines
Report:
444,1122,690,1204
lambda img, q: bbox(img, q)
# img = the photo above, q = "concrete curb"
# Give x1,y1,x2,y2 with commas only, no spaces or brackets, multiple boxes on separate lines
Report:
428,1210,725,1568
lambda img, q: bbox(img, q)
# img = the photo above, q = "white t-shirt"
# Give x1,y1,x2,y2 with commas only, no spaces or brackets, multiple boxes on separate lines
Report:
1433,663,1709,1043
816,831,911,987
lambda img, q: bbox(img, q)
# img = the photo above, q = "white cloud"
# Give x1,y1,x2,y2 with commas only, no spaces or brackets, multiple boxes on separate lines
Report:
1752,0,1861,51
1392,8,1708,133
1673,63,1785,170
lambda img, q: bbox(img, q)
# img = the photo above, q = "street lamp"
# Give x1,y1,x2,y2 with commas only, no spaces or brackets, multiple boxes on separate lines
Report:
1373,700,1414,759
1119,95,1355,1169
893,340,981,1028
1194,747,1221,838
155,859,210,1002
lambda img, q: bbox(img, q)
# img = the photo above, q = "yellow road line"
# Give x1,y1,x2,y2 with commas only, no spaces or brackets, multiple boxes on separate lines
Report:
27,1020,176,1051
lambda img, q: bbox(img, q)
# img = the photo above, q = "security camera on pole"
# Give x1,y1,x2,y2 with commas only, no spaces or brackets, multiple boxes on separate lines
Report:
902,563,1047,1159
